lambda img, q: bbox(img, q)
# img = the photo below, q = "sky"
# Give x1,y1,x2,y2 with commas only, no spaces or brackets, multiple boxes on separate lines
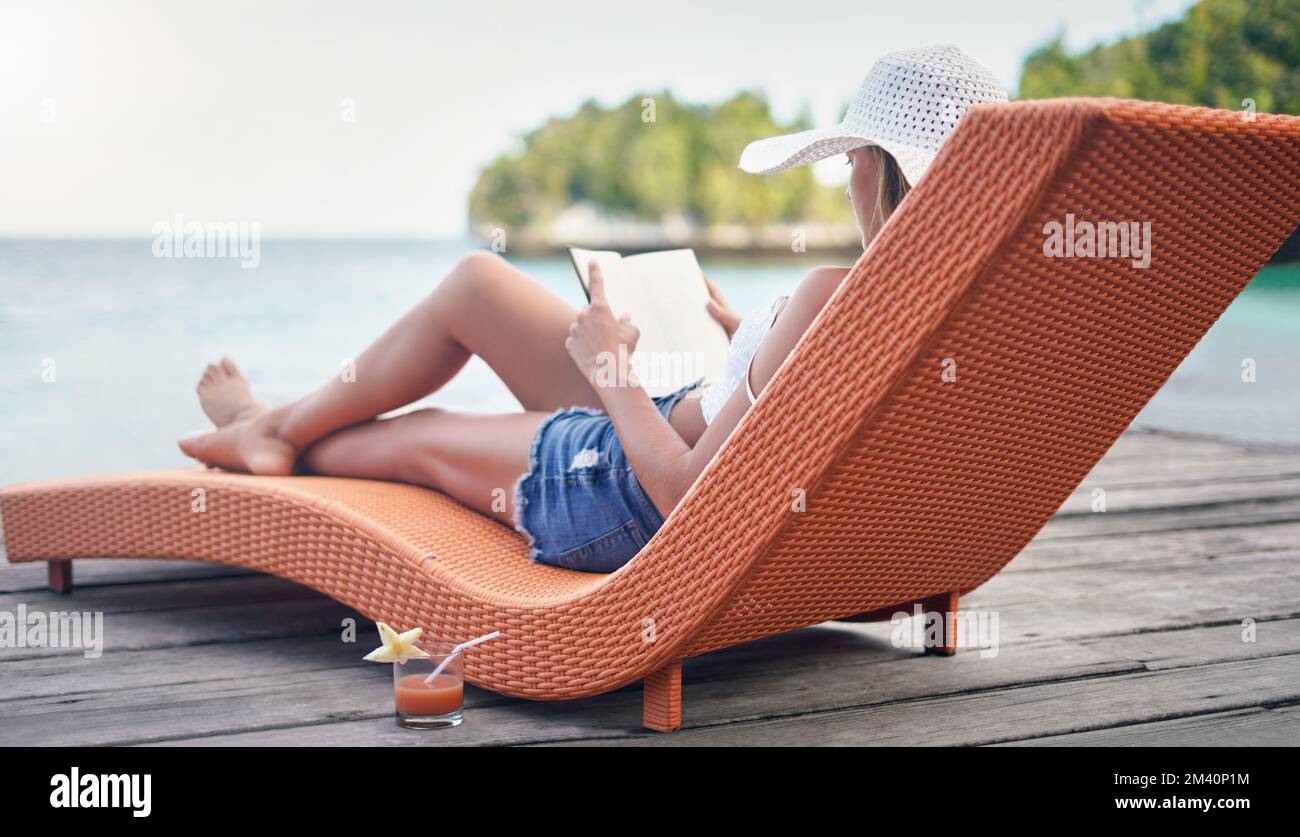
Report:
0,0,1198,238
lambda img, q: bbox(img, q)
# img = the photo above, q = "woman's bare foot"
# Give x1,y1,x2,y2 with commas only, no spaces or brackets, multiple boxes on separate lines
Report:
178,411,298,476
198,357,263,427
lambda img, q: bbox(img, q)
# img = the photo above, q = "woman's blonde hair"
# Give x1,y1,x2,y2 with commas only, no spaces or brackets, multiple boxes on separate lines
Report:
866,145,911,230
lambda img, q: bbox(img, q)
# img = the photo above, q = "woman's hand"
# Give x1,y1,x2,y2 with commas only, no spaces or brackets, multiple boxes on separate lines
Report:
566,260,640,387
703,273,741,340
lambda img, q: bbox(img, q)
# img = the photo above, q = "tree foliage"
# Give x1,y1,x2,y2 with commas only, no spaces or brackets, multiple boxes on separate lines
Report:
1018,0,1299,113
471,0,1298,231
467,91,847,229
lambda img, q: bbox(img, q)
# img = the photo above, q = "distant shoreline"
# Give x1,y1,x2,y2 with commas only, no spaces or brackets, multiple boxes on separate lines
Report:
2,228,1293,264
468,215,866,260
476,239,866,260
467,233,1300,265
470,211,1300,264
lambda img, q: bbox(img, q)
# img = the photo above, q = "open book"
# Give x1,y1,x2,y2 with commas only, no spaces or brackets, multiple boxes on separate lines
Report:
568,247,731,398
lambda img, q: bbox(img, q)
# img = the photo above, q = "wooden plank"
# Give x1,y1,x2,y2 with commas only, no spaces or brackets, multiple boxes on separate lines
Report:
564,655,1300,747
961,548,1300,643
1007,520,1300,573
1035,496,1300,540
1081,461,1300,495
0,617,1130,745
995,705,1300,746
1085,431,1247,461
0,597,357,661
1,539,1289,673
2,634,370,702
0,664,516,747
1076,618,1298,671
81,618,1300,747
0,574,323,618
8,597,1292,743
145,630,1300,747
2,546,1295,743
1055,474,1300,516
1083,451,1300,479
0,557,251,594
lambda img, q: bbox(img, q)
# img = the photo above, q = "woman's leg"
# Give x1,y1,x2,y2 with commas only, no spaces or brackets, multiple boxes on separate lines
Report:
300,408,545,524
180,252,598,474
275,251,600,443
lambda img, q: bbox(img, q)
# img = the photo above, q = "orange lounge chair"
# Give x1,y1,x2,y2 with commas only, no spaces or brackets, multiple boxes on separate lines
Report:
3,99,1298,732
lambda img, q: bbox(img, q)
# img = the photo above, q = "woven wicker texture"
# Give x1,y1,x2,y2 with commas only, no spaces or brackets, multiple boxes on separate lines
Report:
3,100,1298,702
642,659,683,732
686,98,1300,654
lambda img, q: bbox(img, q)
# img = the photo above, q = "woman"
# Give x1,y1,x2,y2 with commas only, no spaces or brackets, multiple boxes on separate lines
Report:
179,45,1006,572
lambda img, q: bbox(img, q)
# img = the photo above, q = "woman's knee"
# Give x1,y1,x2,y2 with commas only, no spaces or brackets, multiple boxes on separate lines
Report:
434,251,531,329
443,251,510,296
458,250,508,273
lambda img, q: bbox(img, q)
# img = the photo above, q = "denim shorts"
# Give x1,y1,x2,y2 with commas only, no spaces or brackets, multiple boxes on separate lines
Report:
512,382,700,573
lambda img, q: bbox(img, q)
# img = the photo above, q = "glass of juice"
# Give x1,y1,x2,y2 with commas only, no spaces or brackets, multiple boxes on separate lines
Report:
393,642,464,729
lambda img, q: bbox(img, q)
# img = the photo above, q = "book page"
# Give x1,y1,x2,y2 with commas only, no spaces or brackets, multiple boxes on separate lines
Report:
617,250,730,396
567,246,730,397
568,247,623,300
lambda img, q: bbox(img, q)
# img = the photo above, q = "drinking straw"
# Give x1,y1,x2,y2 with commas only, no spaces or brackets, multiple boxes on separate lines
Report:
424,630,500,684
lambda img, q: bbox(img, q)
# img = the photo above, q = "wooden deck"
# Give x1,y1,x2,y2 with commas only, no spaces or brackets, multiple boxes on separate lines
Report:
2,428,1298,746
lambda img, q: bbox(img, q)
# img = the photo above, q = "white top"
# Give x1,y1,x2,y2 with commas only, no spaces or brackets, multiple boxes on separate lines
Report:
699,295,789,425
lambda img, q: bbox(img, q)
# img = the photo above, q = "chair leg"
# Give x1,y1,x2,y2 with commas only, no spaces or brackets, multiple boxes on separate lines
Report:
921,591,959,656
48,559,73,594
642,659,682,732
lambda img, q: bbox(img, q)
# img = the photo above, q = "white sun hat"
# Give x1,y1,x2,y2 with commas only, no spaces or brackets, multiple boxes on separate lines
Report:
738,44,1008,187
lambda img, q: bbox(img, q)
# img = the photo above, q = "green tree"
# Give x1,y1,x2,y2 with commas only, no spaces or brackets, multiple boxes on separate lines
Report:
467,90,844,230
1018,0,1300,113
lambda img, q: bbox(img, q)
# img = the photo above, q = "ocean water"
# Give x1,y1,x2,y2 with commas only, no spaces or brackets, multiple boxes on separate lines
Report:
1,238,1297,484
